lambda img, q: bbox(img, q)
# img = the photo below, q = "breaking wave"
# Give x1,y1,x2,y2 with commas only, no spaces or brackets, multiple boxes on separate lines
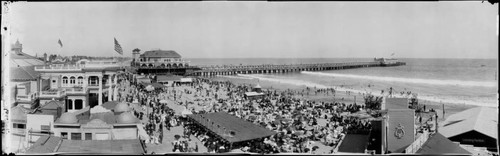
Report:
236,74,497,108
302,71,497,88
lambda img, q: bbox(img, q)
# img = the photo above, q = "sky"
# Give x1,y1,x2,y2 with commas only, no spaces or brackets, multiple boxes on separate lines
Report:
4,2,498,59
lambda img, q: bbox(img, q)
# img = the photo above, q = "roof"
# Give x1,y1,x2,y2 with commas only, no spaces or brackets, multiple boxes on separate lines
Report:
40,100,64,110
440,107,498,140
417,133,470,155
11,105,31,122
187,112,277,143
57,139,145,154
140,50,181,58
25,136,63,154
157,75,182,82
27,136,145,154
89,112,116,125
337,134,369,153
245,92,265,97
10,66,40,81
102,101,120,110
10,51,45,66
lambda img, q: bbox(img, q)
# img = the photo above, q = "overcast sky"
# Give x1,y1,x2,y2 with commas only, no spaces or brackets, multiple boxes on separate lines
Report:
5,2,498,59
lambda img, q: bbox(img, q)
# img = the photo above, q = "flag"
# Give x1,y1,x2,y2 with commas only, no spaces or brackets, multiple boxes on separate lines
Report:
391,52,395,56
114,38,123,55
58,39,63,47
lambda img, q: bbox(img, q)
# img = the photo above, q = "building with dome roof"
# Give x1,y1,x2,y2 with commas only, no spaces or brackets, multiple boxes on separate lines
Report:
50,103,140,141
131,49,200,75
113,102,130,113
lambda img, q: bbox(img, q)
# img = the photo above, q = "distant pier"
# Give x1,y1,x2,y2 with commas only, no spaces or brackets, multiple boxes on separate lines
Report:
191,61,406,76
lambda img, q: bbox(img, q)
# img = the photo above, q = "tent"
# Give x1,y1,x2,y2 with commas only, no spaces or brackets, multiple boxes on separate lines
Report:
181,107,193,117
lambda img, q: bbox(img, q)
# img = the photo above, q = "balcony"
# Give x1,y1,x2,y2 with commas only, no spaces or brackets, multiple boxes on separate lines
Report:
39,89,66,98
16,92,37,102
65,86,88,94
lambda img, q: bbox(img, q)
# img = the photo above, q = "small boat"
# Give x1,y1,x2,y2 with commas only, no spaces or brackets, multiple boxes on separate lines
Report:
481,64,486,67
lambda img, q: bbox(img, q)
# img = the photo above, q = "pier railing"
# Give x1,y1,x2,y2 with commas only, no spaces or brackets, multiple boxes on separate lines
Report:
191,61,402,76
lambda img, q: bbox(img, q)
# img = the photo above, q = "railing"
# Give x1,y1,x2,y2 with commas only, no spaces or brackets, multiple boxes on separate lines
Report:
405,130,430,154
16,92,37,102
35,65,84,71
16,95,31,101
198,62,381,71
65,87,88,94
138,60,190,64
40,89,66,97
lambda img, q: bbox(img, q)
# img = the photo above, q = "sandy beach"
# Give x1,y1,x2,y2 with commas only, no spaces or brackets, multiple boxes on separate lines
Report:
212,75,477,123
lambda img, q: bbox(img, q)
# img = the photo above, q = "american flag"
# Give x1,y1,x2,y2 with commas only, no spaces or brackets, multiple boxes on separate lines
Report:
114,38,123,55
58,39,63,47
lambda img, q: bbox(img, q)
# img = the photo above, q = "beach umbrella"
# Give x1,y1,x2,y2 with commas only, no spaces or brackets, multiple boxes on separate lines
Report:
174,134,181,140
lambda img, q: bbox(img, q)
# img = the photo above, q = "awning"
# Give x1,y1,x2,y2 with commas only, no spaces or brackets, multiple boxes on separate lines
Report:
188,112,277,143
157,75,182,82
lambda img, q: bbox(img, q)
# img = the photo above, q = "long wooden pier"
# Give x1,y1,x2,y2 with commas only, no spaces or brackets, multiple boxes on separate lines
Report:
190,61,405,76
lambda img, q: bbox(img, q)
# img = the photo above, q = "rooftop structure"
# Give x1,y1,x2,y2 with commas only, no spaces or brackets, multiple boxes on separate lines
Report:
132,49,199,75
187,112,277,144
439,107,498,151
25,136,145,154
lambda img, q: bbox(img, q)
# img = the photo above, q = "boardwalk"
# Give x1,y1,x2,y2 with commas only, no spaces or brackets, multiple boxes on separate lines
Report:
192,61,405,76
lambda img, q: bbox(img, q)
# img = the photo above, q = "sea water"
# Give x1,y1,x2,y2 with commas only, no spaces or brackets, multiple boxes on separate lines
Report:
188,58,498,107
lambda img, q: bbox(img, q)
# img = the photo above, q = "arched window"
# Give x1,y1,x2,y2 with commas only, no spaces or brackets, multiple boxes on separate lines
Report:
77,76,84,85
62,76,68,86
70,76,76,84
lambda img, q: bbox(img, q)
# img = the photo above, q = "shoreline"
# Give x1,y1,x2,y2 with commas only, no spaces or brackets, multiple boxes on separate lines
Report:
211,75,478,122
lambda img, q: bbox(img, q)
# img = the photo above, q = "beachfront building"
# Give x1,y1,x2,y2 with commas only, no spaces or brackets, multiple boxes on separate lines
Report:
244,84,266,101
34,60,124,111
51,102,141,141
10,40,45,109
131,49,198,75
439,107,498,152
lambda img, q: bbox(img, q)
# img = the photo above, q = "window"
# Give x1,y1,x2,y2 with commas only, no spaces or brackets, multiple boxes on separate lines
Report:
61,132,68,139
75,99,83,110
41,125,50,131
62,76,68,86
85,133,92,140
70,76,76,84
13,123,25,129
67,100,73,110
89,76,98,86
77,76,84,85
71,133,82,140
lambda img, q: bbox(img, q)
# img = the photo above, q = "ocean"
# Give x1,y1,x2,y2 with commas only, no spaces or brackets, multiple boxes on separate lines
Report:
187,58,498,107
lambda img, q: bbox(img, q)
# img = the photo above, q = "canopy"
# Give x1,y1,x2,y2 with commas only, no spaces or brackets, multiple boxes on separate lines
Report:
188,112,277,143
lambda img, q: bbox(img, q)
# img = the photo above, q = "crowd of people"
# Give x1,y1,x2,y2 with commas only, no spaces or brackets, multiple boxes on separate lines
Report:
116,73,381,154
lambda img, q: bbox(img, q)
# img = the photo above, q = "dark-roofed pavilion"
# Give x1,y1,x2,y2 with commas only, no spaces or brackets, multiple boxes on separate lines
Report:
187,112,277,145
